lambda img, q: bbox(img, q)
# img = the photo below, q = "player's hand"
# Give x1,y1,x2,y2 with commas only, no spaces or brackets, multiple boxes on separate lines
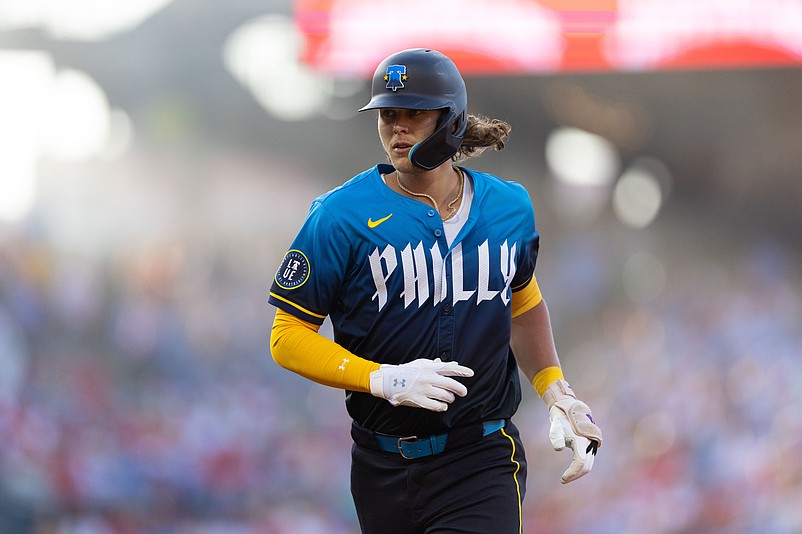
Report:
369,358,474,412
542,379,602,484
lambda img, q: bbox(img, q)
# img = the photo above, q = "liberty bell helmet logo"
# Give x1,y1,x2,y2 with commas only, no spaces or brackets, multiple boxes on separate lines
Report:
384,64,407,91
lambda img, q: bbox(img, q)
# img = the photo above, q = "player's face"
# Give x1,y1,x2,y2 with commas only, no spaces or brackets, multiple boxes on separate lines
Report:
378,108,440,172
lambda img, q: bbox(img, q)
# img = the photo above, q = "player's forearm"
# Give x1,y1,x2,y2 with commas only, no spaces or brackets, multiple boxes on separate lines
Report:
270,309,380,392
511,298,562,392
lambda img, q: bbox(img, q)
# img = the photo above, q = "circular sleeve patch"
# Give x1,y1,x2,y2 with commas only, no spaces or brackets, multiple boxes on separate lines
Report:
275,250,310,290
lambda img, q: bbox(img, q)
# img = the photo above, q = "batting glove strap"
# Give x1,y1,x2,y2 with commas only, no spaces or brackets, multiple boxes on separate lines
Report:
542,378,576,410
549,398,603,448
543,380,603,445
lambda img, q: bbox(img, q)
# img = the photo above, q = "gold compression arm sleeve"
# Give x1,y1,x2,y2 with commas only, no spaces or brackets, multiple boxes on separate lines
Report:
511,274,543,318
270,309,380,392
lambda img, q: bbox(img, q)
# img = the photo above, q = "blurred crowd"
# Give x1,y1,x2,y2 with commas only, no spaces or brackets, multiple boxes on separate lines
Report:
0,231,356,534
1,210,800,533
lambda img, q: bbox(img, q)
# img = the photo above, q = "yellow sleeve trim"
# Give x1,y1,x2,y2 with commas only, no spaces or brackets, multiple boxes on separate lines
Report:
270,309,379,392
532,366,564,397
511,274,542,318
269,292,327,320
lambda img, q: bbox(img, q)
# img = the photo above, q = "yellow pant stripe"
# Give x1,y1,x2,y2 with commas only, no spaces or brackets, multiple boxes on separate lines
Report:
501,427,523,534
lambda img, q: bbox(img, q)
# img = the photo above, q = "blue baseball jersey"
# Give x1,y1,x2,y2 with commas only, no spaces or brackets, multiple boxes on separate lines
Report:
269,163,539,435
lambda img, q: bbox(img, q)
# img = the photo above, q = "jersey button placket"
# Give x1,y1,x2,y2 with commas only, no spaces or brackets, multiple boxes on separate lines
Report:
437,256,455,368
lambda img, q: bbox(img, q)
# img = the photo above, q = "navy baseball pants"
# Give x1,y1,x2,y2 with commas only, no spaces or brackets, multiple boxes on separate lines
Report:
350,419,527,534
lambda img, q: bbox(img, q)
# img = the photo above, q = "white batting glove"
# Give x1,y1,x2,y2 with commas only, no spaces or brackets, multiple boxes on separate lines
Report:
370,358,474,412
542,379,602,484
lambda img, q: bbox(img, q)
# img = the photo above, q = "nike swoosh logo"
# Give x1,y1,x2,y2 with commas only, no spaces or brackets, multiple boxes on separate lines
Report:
367,213,393,228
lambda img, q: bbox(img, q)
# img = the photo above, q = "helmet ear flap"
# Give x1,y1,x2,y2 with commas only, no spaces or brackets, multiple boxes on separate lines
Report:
409,110,466,170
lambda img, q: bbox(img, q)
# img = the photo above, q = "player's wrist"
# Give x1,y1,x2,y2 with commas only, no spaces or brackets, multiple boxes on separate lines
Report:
369,367,384,398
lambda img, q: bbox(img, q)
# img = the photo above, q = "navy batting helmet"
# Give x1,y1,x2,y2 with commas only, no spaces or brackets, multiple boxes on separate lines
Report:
359,48,467,170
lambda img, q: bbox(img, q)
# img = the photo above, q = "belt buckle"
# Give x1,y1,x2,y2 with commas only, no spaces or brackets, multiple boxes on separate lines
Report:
397,435,419,459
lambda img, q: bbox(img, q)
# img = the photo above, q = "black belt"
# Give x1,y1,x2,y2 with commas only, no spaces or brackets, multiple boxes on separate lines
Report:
352,420,506,460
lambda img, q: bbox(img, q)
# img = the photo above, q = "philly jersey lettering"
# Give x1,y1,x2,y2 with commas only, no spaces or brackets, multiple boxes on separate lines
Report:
368,239,518,312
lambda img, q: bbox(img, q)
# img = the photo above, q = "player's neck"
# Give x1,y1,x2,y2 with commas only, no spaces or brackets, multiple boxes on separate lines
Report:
394,164,455,197
391,165,464,220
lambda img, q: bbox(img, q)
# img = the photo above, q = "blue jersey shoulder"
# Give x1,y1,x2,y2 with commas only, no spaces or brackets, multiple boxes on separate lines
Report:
462,168,535,226
312,165,387,209
467,168,531,202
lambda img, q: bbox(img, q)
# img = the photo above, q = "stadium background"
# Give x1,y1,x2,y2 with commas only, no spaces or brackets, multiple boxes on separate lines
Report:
1,1,801,532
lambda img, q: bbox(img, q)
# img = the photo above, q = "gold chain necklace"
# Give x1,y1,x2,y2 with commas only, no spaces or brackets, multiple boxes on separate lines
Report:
396,167,464,221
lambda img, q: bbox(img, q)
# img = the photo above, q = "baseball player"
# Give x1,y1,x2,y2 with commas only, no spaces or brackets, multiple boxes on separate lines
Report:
269,48,602,534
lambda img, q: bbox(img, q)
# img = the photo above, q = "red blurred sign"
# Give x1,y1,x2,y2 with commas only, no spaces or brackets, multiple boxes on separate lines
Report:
295,0,802,75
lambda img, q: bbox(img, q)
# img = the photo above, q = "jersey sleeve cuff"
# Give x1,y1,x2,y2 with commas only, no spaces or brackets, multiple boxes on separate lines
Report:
268,292,326,325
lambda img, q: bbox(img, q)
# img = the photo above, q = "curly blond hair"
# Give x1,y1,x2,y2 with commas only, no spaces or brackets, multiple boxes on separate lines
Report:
454,114,511,162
